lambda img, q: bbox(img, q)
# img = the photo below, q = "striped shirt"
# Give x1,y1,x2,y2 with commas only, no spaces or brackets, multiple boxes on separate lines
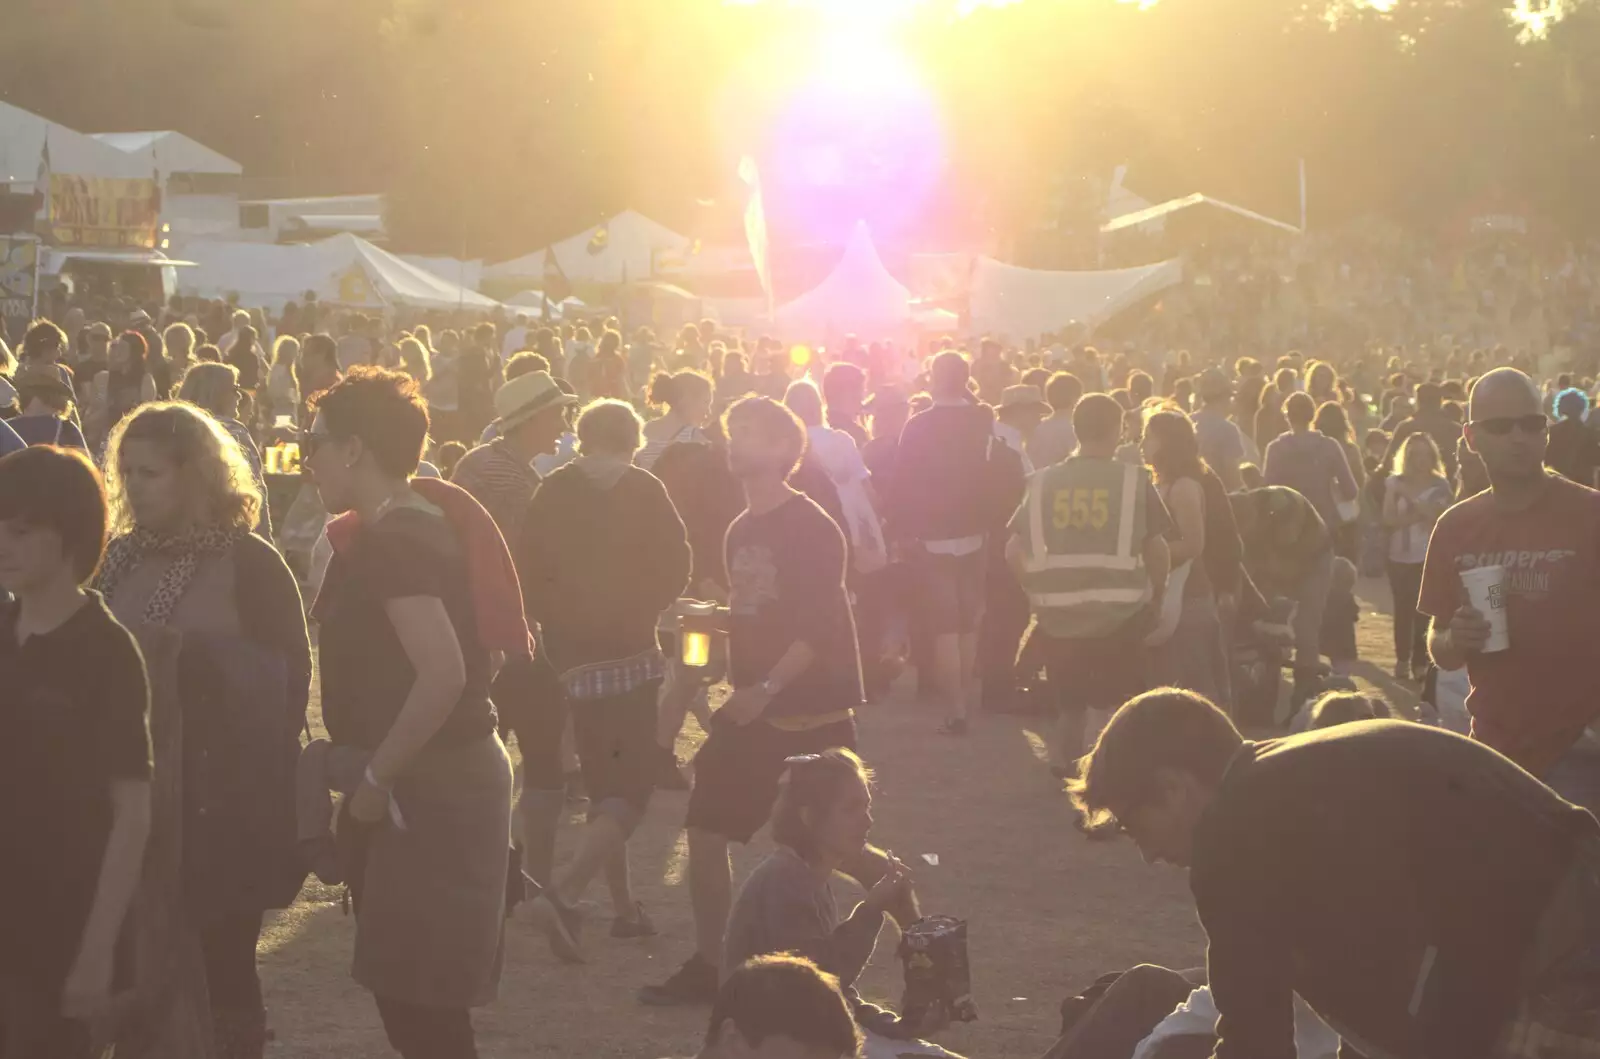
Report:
450,438,540,541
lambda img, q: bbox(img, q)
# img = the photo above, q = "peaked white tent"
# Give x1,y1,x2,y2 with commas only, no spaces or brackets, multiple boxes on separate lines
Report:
179,233,499,312
970,258,1183,341
775,222,912,335
91,130,242,176
483,209,691,286
0,101,152,183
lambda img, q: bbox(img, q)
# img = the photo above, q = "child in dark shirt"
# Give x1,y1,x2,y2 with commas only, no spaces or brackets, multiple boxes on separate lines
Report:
1320,556,1360,678
0,446,152,1058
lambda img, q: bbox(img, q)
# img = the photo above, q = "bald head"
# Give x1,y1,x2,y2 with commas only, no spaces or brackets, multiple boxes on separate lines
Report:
1468,367,1540,422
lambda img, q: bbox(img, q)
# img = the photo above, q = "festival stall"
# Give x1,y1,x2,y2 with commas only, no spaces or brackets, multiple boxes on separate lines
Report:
482,209,691,293
179,232,499,311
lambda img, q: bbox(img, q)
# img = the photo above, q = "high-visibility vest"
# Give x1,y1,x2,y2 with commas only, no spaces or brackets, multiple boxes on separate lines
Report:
1016,455,1154,639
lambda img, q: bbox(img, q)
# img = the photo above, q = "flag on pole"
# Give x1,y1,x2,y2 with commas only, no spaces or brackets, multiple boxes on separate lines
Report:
738,155,773,321
542,247,573,316
33,130,51,224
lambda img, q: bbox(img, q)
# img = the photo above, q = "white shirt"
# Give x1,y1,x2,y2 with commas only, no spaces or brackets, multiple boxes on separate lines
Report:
502,326,528,361
1385,475,1451,565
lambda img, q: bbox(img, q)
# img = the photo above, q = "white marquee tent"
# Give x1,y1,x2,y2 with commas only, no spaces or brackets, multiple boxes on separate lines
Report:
179,233,499,312
969,257,1183,341
775,221,913,335
91,130,242,177
0,101,152,184
483,209,691,286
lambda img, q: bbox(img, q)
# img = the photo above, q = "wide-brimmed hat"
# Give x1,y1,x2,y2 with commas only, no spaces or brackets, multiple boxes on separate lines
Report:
1196,367,1234,401
493,370,578,430
997,384,1050,416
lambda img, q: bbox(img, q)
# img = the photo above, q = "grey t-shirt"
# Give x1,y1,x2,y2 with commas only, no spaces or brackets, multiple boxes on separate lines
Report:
1028,414,1078,470
1263,429,1357,530
1193,408,1247,492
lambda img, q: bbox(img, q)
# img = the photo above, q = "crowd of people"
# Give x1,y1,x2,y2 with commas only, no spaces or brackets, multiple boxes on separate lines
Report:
4,278,1600,1059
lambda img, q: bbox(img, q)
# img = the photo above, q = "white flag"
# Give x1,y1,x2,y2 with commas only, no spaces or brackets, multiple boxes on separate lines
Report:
738,155,773,320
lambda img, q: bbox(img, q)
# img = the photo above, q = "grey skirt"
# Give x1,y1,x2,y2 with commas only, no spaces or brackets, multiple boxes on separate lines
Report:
353,732,513,1008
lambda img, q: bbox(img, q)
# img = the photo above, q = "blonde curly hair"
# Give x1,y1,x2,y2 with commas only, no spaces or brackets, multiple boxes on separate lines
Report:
103,401,262,535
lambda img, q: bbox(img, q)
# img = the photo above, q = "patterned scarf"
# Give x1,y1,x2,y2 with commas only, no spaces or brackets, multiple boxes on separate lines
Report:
96,524,249,626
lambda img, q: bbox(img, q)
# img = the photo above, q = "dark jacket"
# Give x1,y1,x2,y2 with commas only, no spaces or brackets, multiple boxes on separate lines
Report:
888,402,999,543
515,461,691,671
1192,721,1599,1059
182,534,311,916
652,437,744,592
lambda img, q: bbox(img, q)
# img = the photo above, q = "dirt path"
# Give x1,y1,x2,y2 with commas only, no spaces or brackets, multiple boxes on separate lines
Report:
258,577,1415,1058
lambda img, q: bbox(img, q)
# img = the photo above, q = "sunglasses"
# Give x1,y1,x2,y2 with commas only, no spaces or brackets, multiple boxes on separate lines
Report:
1469,415,1548,437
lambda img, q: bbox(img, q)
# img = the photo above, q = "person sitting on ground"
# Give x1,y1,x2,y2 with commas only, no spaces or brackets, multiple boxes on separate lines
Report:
723,749,947,1055
664,954,863,1059
1069,687,1600,1059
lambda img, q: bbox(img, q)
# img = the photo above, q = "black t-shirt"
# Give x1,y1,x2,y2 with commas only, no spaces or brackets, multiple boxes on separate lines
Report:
723,493,863,719
0,593,151,985
316,507,496,751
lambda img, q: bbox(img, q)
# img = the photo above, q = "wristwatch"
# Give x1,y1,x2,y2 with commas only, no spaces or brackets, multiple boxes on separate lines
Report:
760,678,783,697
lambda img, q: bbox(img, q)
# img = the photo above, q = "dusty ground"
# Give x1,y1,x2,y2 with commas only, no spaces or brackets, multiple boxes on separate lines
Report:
258,576,1415,1058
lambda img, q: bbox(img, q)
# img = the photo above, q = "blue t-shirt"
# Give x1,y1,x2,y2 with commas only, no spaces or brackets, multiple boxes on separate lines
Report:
8,415,87,451
0,418,23,457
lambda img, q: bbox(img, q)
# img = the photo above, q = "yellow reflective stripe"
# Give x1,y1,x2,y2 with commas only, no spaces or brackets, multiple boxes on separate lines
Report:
1031,587,1151,607
1116,463,1138,559
1023,552,1141,573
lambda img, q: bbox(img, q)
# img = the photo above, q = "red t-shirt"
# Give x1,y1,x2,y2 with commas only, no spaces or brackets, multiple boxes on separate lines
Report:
1418,473,1600,773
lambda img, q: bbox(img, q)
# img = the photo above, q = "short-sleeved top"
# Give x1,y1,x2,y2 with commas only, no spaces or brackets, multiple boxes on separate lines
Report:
0,593,151,984
1264,430,1355,531
316,507,496,751
723,493,864,720
1418,473,1600,773
1193,408,1247,489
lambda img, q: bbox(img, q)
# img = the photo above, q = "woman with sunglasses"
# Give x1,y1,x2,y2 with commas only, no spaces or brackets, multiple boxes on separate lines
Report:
97,403,309,1059
301,367,512,1059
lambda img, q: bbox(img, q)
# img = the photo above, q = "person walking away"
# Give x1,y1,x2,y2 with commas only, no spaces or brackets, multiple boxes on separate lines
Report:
1545,387,1598,487
1380,381,1463,482
1007,394,1171,773
299,369,514,1058
886,352,1001,736
722,751,956,1057
457,324,499,443
1264,392,1359,543
1030,371,1083,471
1142,410,1224,702
640,397,908,1007
266,336,300,425
225,325,266,421
1070,689,1600,1059
451,369,577,888
96,404,308,1059
9,363,87,450
1421,367,1600,813
1382,432,1451,682
1191,368,1249,494
0,447,152,1059
518,400,691,960
1313,400,1366,559
588,329,632,401
821,363,869,449
859,386,918,698
1228,484,1335,717
178,363,273,539
639,370,714,472
651,410,745,787
785,379,888,578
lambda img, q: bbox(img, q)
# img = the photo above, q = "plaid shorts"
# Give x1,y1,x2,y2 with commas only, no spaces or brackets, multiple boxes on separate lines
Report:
559,649,667,702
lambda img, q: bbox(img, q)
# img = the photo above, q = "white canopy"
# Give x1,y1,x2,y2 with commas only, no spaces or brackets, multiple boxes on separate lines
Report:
775,221,911,336
91,130,242,176
970,258,1183,341
179,233,499,312
400,255,484,292
1101,193,1301,236
484,209,691,285
0,101,152,183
